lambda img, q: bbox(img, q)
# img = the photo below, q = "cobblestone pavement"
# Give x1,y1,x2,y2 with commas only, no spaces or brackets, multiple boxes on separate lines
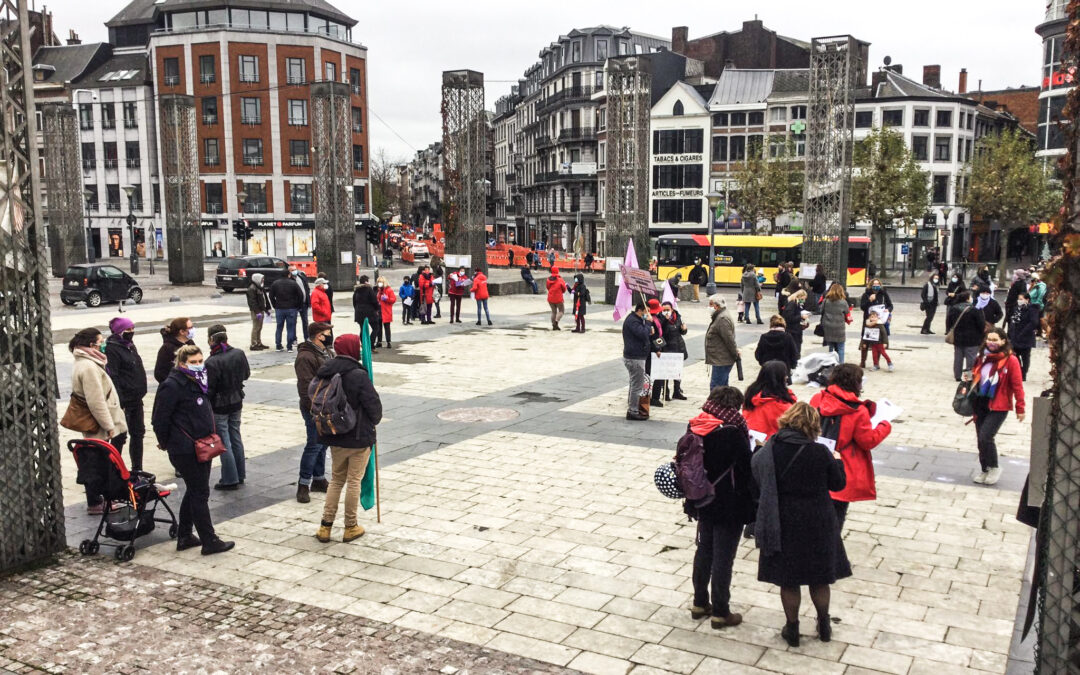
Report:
38,291,1040,674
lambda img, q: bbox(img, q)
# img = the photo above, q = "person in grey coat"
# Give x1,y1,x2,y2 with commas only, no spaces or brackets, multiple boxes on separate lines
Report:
819,283,851,363
740,264,763,325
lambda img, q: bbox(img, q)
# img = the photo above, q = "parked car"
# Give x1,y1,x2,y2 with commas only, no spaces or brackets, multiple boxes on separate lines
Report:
409,242,430,259
61,264,143,307
214,255,290,292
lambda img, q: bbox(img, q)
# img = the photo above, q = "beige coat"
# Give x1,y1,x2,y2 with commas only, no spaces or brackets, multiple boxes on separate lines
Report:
71,349,127,439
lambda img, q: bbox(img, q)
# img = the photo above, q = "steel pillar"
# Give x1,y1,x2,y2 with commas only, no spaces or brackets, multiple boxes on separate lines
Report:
41,103,86,276
441,70,487,272
159,94,202,284
311,81,356,290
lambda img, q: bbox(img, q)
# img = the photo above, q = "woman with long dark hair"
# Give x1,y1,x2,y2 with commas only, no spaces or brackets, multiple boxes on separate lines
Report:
965,328,1025,486
742,361,797,440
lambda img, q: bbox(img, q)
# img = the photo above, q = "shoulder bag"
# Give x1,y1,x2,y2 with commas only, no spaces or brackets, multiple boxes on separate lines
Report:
177,399,225,463
60,393,100,434
944,306,970,346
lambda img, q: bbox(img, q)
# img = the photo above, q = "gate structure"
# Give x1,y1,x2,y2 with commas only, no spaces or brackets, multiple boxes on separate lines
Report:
41,103,86,276
802,36,859,281
0,0,67,572
312,81,355,289
159,94,202,284
441,70,487,272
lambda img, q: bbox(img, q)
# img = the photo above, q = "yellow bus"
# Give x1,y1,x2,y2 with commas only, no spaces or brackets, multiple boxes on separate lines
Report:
656,234,870,288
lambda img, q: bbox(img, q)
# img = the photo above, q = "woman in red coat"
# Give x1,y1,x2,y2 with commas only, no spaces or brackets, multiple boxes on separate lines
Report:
472,268,491,326
546,266,568,330
417,267,435,324
965,327,1025,486
376,276,397,349
809,363,892,528
310,278,333,323
742,360,797,440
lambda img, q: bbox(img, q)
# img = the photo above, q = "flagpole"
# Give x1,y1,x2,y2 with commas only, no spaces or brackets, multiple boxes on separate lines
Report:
360,318,382,524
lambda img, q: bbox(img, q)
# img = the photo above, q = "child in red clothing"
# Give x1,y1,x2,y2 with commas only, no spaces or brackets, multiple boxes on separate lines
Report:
860,312,893,372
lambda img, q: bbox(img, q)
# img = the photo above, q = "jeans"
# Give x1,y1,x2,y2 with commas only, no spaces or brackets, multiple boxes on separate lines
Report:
973,397,1007,471
275,308,298,349
250,311,264,347
322,446,372,528
623,358,645,413
549,301,565,326
826,341,845,364
298,406,328,486
214,410,245,485
709,364,733,390
477,298,491,323
423,303,433,322
528,280,539,294
921,304,936,333
692,518,742,616
743,300,761,323
120,400,144,471
168,451,216,542
299,306,310,340
953,345,979,381
449,295,463,321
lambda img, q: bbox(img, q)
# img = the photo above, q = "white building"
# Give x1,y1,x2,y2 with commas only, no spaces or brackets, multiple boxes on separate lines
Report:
649,81,710,235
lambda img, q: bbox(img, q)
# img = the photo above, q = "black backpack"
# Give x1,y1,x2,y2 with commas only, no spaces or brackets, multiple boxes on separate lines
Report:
307,373,356,437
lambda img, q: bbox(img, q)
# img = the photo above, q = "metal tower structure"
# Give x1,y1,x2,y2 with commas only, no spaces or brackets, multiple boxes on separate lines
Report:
603,56,651,301
312,81,355,289
0,0,66,573
158,94,202,284
41,103,86,276
441,70,487,272
802,36,859,282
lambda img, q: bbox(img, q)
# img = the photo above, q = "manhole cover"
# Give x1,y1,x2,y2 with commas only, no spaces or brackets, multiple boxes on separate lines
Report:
437,407,520,423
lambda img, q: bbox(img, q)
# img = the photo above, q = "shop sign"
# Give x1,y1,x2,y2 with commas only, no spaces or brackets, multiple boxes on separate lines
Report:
653,153,703,164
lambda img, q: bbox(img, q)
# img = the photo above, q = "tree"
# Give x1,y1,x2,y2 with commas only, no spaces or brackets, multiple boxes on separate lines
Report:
732,138,802,234
370,147,406,219
851,127,930,278
963,127,1061,284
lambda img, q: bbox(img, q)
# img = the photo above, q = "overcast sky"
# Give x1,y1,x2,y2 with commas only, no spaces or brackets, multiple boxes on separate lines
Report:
55,0,1045,163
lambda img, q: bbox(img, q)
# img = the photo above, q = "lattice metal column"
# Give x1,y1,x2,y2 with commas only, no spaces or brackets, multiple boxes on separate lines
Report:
0,0,66,572
441,70,487,272
41,103,86,276
311,81,355,289
158,94,202,284
603,57,651,302
803,36,858,282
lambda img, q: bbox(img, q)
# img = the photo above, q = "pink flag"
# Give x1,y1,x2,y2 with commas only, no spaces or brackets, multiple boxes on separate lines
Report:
662,277,678,309
612,239,639,322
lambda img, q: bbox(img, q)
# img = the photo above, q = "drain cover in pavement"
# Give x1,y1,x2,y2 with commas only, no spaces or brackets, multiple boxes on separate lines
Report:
437,407,520,423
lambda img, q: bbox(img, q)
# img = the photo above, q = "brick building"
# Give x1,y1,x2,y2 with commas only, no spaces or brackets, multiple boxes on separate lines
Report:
670,19,813,80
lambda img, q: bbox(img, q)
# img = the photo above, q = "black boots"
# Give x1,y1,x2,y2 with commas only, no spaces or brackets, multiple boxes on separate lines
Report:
782,621,800,647
817,615,832,642
176,534,201,552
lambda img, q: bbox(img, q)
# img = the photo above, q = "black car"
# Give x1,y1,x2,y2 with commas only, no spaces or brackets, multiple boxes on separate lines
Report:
61,264,143,307
215,255,290,292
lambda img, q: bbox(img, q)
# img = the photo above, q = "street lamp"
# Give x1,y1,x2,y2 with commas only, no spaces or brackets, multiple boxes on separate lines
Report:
83,188,95,263
146,223,155,275
122,185,139,274
237,189,248,256
706,189,723,296
940,206,953,271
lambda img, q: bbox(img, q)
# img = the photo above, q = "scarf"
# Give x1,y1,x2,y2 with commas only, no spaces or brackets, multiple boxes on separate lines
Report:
975,294,991,310
751,427,809,556
973,350,1008,398
178,366,208,393
76,345,108,367
699,401,748,434
210,342,230,356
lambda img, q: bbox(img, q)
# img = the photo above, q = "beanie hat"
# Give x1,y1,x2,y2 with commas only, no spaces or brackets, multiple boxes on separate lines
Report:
309,321,333,336
334,333,360,360
109,317,134,335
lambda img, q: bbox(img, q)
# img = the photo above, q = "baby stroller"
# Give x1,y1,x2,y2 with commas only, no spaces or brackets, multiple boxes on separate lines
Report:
69,438,178,561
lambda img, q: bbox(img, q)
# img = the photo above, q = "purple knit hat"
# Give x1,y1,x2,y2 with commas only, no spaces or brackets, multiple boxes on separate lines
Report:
109,317,134,335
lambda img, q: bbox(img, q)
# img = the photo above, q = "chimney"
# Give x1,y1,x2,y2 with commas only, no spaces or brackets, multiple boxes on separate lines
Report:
66,29,80,45
724,58,735,70
958,68,968,94
885,63,902,75
872,70,886,92
923,64,941,89
672,26,688,55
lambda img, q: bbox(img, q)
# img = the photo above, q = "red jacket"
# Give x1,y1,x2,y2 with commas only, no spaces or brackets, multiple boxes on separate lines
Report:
310,286,332,322
741,391,796,439
472,272,489,300
547,271,567,303
448,271,466,297
971,352,1026,414
809,385,892,503
377,286,397,323
418,273,434,303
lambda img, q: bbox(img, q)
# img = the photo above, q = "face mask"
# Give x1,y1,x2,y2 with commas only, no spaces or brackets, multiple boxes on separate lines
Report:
872,286,881,292
187,363,205,372
321,333,334,346
951,277,958,282
98,343,107,353
186,328,196,340
662,311,672,318
985,343,1001,352
122,331,134,341
1018,299,1029,306
291,270,298,277
980,294,991,300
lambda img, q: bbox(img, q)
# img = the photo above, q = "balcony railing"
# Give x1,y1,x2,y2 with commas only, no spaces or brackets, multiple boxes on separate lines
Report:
291,204,313,214
86,202,98,211
243,203,267,214
241,115,261,125
101,119,115,130
537,86,594,115
352,123,363,133
164,75,179,86
202,114,218,125
126,158,140,169
350,84,361,95
206,203,223,214
239,73,259,84
103,158,118,169
124,119,137,129
205,156,220,167
106,202,121,212
536,134,553,149
290,155,310,167
243,155,264,166
505,172,517,183
288,117,308,127
558,127,596,142
80,122,93,131
200,73,216,84
353,161,364,171
82,159,96,170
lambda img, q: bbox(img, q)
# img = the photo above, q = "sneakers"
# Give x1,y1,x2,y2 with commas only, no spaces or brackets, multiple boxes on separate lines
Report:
972,470,988,484
872,365,881,371
343,525,365,542
887,363,895,372
316,522,332,543
984,467,1002,485
310,478,329,493
296,484,311,503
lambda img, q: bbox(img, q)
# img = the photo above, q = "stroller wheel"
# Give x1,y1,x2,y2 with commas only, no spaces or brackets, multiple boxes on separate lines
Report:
89,541,99,554
168,524,178,539
79,539,94,555
115,545,135,562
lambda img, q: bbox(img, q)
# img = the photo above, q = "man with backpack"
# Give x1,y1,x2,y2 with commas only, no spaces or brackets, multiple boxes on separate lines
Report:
294,321,334,503
308,333,382,543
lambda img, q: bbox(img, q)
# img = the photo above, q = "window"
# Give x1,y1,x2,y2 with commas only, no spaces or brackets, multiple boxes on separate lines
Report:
79,104,93,130
712,135,728,161
854,110,873,128
84,185,98,210
729,136,746,161
911,135,929,161
81,142,96,169
123,102,137,128
290,183,312,213
882,109,903,127
325,61,337,82
101,103,115,129
672,100,684,116
205,183,223,213
243,139,263,166
286,58,305,85
289,139,309,167
352,144,364,170
201,96,218,124
243,182,266,212
240,97,261,124
966,139,973,161
103,142,118,169
769,107,787,122
596,39,608,61
595,70,604,90
748,111,764,126
934,135,951,161
106,184,120,212
287,99,308,126
651,199,703,224
790,106,807,120
572,41,581,63
199,55,215,84
932,175,949,204
238,55,259,83
349,67,362,95
913,109,930,127
153,184,160,213
351,107,363,132
598,141,606,168
353,185,367,214
652,129,704,154
768,136,788,158
748,134,764,157
163,57,180,86
125,141,140,168
651,165,703,189
967,114,974,130
730,112,746,126
935,110,952,127
204,138,220,166
712,112,728,127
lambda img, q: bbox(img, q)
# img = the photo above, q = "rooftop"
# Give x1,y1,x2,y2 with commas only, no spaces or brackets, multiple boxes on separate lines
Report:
73,50,150,89
107,0,355,29
32,43,109,85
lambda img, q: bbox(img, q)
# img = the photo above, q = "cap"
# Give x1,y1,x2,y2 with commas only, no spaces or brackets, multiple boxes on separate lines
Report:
647,298,663,315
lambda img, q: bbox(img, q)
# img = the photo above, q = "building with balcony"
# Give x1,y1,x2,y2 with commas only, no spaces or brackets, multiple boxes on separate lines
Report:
408,142,443,230
1035,0,1071,161
106,0,369,259
493,88,522,244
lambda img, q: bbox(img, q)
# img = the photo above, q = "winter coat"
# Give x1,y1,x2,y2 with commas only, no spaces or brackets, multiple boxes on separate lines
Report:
819,299,850,344
104,334,147,406
860,319,889,347
447,271,466,297
781,301,806,345
246,283,270,313
398,283,414,302
659,311,687,356
740,272,761,303
1008,304,1039,350
970,352,1026,414
418,273,435,304
471,272,489,301
742,392,796,439
310,286,333,322
205,345,250,415
1030,281,1048,309
377,286,397,323
571,281,591,316
809,385,891,502
859,288,893,320
154,329,194,384
944,279,966,306
688,264,707,286
269,277,304,310
776,269,792,292
71,349,128,439
546,272,567,304
1005,279,1027,318
754,427,851,587
313,356,383,449
754,329,799,369
811,273,827,295
352,284,380,327
704,310,738,367
151,369,215,456
946,302,987,349
920,280,939,309
622,313,651,360
294,340,332,412
689,418,755,525
979,297,1004,327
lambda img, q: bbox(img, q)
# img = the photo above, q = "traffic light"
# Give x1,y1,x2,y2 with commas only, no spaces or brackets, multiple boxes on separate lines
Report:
233,219,253,241
366,220,380,244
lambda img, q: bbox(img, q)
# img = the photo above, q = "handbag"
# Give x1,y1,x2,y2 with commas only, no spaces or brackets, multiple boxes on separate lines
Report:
178,402,226,463
755,291,763,301
953,381,977,417
944,306,970,346
60,393,100,434
813,323,825,337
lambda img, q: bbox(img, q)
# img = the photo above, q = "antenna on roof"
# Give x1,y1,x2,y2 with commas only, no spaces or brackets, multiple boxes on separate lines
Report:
883,55,892,66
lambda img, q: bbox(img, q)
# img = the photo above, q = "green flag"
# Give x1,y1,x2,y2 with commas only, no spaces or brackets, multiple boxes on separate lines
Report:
359,319,378,512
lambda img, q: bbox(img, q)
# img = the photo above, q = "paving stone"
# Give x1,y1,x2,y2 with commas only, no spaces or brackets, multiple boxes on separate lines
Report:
485,632,580,667
562,627,646,659
841,644,915,675
629,643,703,674
567,651,634,675
495,612,577,643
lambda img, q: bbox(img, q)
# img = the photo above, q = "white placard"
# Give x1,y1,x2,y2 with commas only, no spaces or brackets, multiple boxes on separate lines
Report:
869,305,890,323
748,430,767,448
340,250,353,264
816,436,837,453
870,398,902,429
799,263,818,280
650,353,683,380
862,327,881,342
606,256,624,272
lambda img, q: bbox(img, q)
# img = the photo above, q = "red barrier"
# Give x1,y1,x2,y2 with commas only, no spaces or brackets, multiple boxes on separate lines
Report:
288,259,318,277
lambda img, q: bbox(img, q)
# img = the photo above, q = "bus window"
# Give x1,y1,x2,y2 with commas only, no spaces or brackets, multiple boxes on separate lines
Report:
848,246,868,269
657,244,680,265
759,248,781,268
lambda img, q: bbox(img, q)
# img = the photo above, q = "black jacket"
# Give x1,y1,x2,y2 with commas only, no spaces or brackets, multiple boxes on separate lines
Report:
269,277,304,309
352,284,380,325
660,311,687,356
622,313,651,360
755,329,799,368
781,301,806,342
206,345,250,414
105,334,147,406
294,340,332,412
154,330,194,384
811,273,827,294
920,280,939,308
151,369,216,456
689,424,755,526
1005,279,1027,318
946,302,987,348
247,283,270,313
978,297,1004,326
1008,304,1039,350
776,269,792,291
859,288,893,319
313,356,383,449
688,264,707,286
944,279,966,306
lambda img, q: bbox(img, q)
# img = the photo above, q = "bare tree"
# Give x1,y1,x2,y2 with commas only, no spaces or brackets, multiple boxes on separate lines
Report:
370,147,407,219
